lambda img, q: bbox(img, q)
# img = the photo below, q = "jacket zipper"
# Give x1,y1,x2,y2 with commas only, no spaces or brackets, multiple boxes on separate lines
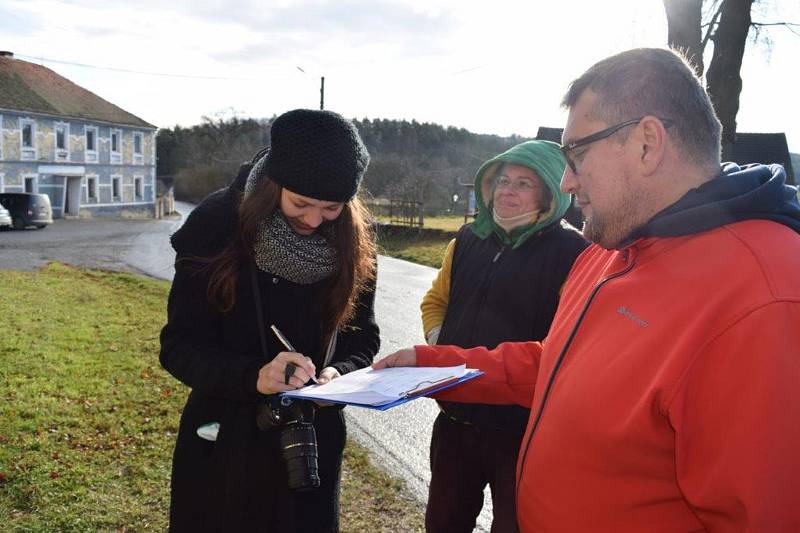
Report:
515,248,638,498
468,244,505,344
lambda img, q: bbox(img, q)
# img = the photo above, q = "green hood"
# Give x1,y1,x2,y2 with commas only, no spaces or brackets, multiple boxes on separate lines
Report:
471,140,570,248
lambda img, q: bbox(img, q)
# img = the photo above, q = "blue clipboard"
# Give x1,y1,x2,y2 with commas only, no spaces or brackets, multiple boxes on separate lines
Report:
281,369,484,411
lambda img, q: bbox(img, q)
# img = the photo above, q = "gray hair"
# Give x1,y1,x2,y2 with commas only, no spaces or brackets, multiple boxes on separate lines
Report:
561,48,721,168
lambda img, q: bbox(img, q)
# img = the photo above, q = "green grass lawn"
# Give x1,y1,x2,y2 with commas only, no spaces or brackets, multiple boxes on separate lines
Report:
374,216,469,268
373,214,467,233
377,232,452,268
0,263,423,532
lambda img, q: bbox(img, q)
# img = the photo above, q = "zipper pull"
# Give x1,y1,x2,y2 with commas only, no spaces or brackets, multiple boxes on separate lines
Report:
493,249,503,262
619,245,638,265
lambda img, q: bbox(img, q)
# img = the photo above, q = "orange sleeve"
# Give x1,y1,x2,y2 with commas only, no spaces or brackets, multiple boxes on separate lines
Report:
416,341,542,407
669,301,800,531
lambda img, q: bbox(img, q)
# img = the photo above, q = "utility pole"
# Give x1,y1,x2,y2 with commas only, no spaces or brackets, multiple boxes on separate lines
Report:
296,67,324,109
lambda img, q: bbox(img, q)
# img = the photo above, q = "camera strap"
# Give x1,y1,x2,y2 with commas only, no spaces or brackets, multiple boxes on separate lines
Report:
249,262,270,361
249,262,336,371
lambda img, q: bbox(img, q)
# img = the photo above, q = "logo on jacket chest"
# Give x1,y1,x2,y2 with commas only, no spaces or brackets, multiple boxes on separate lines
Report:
617,306,649,328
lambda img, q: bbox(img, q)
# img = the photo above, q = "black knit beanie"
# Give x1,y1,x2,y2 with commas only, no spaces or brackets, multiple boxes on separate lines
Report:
262,109,370,202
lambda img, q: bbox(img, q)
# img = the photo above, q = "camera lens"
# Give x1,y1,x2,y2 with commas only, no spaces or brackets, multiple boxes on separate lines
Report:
280,422,320,491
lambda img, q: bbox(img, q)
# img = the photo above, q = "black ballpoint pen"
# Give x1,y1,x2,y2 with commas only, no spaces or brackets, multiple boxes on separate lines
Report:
270,324,318,383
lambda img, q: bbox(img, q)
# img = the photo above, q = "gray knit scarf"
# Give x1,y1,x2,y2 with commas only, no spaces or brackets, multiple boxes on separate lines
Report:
246,158,339,284
252,212,338,284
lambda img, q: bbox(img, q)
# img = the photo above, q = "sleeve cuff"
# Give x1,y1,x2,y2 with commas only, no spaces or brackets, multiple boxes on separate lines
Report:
331,361,356,376
425,326,442,345
416,344,449,367
244,360,265,399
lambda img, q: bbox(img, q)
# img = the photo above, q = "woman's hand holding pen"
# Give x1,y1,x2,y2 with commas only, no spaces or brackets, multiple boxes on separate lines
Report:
256,351,316,394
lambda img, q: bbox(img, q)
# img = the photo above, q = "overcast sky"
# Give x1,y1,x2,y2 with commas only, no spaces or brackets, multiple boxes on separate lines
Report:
2,0,798,151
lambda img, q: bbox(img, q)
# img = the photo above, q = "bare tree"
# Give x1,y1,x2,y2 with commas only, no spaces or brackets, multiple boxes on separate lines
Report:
705,0,752,156
663,0,797,159
663,0,705,75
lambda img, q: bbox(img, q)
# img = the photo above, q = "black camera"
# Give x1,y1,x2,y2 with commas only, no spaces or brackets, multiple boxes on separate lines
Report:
256,396,321,492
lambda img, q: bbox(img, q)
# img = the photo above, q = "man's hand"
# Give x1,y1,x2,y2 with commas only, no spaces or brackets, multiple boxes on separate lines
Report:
372,348,417,370
257,351,316,394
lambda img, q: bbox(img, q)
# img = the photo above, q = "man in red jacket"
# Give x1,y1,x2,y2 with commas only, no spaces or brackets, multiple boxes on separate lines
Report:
375,47,800,532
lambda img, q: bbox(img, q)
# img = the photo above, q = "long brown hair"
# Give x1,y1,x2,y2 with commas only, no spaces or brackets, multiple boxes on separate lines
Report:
204,176,376,338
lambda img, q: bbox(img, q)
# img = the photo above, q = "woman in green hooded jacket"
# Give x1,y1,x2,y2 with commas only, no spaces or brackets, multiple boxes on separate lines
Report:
420,140,588,532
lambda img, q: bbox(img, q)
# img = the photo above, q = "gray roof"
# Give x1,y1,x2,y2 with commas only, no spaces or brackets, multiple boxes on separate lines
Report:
0,55,155,129
728,132,794,184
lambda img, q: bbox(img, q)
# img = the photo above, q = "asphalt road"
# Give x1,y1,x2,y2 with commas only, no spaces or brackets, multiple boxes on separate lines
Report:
0,203,493,531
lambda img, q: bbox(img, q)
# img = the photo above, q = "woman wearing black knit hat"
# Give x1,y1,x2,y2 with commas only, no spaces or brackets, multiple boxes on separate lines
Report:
159,109,379,532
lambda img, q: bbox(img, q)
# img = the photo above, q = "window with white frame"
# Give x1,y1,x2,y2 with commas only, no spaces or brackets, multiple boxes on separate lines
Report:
0,115,4,160
112,176,121,200
85,126,99,163
0,173,4,192
110,129,122,164
86,176,98,202
21,118,37,160
134,176,143,200
133,132,143,164
55,122,69,161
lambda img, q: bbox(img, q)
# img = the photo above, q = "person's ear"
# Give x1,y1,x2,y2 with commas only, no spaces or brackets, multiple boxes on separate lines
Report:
638,116,668,176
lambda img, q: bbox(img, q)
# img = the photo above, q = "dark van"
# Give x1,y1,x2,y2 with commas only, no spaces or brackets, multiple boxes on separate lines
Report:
0,192,53,229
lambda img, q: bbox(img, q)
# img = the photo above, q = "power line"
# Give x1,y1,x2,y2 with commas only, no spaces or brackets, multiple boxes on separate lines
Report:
15,53,258,81
15,51,492,85
450,64,487,75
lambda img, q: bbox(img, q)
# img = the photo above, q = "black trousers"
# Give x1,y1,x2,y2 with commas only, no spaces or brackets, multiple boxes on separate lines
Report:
426,412,522,533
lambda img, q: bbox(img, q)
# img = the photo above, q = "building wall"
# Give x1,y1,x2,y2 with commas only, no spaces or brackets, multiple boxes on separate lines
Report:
0,110,156,218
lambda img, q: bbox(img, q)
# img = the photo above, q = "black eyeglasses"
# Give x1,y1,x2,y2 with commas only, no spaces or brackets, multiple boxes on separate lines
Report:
559,117,674,173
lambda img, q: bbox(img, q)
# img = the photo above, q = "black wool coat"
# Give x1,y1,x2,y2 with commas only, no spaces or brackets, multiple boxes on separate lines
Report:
159,164,380,532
